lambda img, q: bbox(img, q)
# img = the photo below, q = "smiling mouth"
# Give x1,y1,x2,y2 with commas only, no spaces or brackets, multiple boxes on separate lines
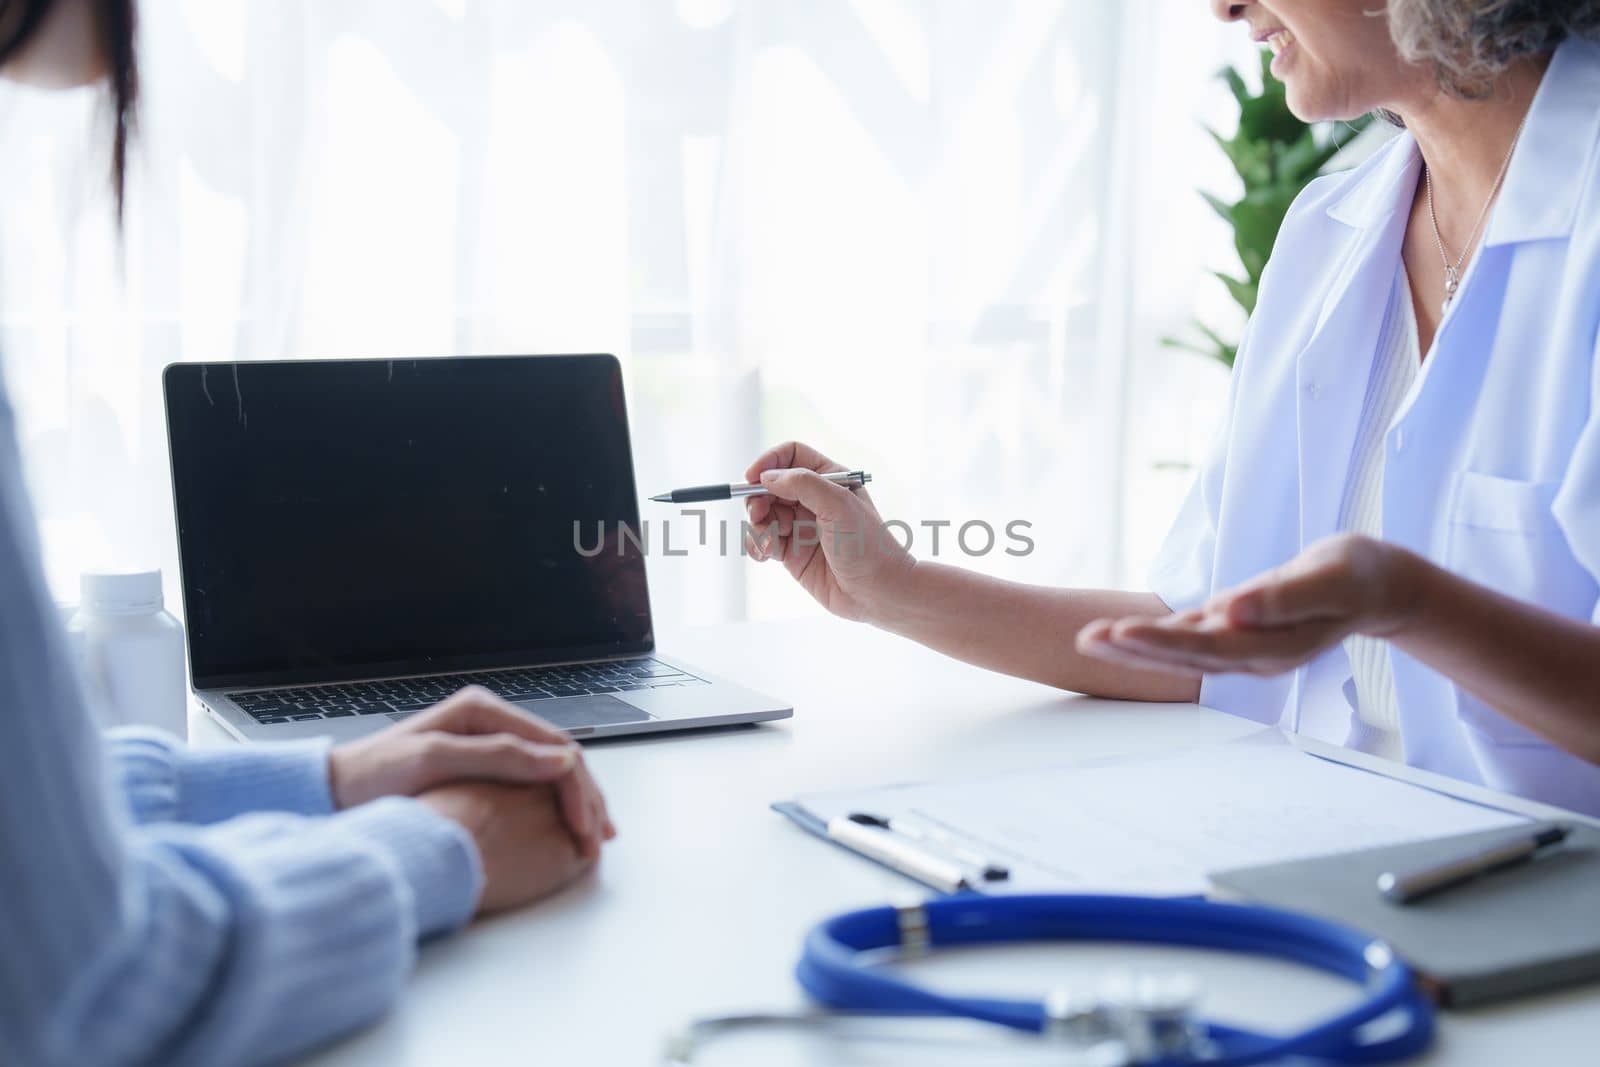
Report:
1263,29,1294,55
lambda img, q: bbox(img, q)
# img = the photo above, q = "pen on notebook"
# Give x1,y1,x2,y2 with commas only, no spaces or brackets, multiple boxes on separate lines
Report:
825,815,970,894
1377,823,1571,905
848,812,1010,883
649,469,871,504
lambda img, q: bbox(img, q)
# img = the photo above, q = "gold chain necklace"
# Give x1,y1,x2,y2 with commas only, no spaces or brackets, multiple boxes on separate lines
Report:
1422,109,1529,315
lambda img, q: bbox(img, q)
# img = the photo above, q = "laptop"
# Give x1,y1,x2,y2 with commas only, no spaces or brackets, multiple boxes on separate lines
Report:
163,354,792,742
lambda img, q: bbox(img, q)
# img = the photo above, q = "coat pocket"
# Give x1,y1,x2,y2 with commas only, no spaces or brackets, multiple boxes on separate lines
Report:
1448,471,1559,533
1444,471,1588,603
1443,471,1586,745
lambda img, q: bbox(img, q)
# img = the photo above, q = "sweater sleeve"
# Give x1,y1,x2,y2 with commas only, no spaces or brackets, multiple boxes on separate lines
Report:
0,393,483,1067
108,727,337,825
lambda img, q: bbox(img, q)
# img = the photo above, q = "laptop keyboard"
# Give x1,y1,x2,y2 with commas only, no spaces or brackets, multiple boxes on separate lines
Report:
227,659,705,725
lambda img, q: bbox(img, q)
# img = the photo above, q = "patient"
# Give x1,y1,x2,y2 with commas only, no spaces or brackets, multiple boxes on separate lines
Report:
743,1,1600,815
0,3,614,1065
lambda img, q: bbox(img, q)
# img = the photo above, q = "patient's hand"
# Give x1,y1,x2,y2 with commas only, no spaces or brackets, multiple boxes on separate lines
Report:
329,686,616,859
420,782,595,913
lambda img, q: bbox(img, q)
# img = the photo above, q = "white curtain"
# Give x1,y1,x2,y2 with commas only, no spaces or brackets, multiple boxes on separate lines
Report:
0,0,1253,631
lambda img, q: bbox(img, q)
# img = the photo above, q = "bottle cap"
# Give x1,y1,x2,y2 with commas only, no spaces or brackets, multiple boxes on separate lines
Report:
80,570,163,615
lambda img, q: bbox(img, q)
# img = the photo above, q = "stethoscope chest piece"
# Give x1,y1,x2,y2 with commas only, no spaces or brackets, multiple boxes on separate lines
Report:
1044,972,1207,1065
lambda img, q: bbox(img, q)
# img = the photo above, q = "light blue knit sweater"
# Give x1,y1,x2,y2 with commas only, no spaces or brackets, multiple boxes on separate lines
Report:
0,385,483,1066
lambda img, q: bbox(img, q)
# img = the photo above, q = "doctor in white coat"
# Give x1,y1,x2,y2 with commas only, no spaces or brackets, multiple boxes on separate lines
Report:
742,0,1600,816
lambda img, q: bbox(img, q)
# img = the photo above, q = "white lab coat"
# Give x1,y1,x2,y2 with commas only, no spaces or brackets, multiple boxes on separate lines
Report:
1150,38,1600,815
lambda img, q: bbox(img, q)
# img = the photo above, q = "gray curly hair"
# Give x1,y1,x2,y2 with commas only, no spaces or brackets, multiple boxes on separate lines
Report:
1388,1,1600,97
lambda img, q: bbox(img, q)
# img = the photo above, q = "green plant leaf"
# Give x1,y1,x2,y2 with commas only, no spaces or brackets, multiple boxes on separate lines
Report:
1160,334,1214,357
1207,127,1247,179
1276,133,1327,183
1221,66,1250,108
1161,330,1236,368
1191,319,1235,353
1230,186,1297,278
1214,270,1257,316
1235,58,1302,145
1200,190,1233,226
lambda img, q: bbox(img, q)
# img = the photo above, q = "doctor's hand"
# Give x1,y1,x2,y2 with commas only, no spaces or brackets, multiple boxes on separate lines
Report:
420,781,595,914
328,686,616,860
743,440,915,622
1075,534,1425,679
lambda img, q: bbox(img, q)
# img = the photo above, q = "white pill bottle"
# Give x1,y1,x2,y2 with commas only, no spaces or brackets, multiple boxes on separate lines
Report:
67,570,188,738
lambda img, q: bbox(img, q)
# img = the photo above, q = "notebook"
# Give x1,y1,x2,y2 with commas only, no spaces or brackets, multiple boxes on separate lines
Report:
1209,823,1600,1006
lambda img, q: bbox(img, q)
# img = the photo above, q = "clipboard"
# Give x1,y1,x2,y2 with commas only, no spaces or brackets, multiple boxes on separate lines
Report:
772,733,1532,898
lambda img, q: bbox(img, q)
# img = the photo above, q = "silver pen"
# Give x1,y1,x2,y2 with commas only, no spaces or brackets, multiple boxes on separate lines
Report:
650,469,871,504
847,812,1010,883
825,815,971,894
1377,823,1570,904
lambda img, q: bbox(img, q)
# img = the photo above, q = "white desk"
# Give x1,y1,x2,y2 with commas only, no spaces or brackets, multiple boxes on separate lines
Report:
196,616,1598,1065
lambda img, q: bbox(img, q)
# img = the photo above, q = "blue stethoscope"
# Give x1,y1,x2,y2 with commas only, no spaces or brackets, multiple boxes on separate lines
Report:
666,893,1435,1064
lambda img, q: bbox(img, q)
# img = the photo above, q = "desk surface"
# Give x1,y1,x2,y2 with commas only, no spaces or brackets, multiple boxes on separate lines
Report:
196,616,1599,1065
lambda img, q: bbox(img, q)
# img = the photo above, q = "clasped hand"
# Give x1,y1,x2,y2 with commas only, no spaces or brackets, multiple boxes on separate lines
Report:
328,686,616,914
1077,533,1423,678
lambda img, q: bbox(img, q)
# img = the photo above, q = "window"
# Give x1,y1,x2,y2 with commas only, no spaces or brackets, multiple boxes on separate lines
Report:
0,1,1246,626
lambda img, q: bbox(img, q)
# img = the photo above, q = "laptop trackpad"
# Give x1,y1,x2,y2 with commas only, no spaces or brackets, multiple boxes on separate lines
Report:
513,695,652,731
388,695,651,731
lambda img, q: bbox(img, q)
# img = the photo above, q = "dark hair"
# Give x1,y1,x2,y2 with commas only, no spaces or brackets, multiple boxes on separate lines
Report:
0,0,139,220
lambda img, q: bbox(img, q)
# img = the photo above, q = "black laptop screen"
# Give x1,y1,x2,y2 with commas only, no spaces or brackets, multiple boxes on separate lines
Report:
164,355,653,689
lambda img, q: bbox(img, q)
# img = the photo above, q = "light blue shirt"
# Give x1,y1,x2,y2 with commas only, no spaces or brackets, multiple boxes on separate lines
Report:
0,382,483,1063
1151,38,1600,816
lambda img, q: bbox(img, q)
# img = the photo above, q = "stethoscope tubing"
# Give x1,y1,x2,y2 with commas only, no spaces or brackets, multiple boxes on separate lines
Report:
796,894,1435,1065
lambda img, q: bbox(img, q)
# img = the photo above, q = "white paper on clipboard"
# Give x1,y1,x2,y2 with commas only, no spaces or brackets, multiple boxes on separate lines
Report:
788,731,1528,895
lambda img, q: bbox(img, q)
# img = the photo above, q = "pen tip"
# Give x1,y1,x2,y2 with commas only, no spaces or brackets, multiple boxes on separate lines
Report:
649,493,670,503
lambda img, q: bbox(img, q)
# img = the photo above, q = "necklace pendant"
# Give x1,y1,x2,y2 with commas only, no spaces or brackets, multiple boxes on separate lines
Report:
1442,267,1460,312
